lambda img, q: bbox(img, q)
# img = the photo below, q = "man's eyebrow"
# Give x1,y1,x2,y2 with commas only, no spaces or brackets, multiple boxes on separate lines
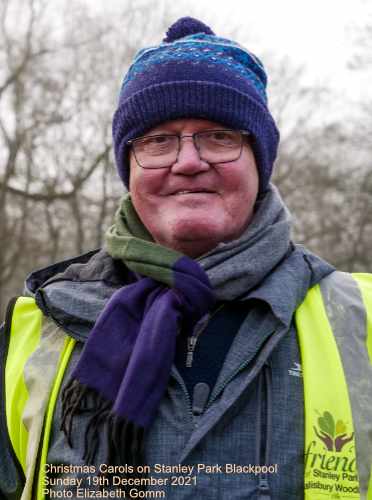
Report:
146,130,175,135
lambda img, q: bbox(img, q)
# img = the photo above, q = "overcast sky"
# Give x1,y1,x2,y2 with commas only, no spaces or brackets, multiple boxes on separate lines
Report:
194,0,368,76
212,0,371,96
84,0,371,107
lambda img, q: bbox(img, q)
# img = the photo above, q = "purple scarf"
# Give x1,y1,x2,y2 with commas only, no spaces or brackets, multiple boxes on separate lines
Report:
61,248,215,466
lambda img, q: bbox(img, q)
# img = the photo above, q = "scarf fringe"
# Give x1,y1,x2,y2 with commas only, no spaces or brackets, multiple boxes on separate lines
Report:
61,379,110,464
61,379,90,447
107,415,145,468
61,379,145,468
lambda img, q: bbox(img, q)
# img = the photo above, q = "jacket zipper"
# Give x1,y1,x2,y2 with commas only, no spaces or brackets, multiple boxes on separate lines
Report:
186,316,209,367
171,367,194,423
185,305,224,368
186,336,198,368
257,364,273,500
205,329,276,409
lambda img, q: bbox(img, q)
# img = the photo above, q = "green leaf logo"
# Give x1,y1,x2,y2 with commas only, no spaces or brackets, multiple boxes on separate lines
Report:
314,410,354,452
318,411,335,438
335,419,347,436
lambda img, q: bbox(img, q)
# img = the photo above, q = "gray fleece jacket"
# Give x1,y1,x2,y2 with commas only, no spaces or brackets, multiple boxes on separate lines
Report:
0,183,336,500
0,239,334,500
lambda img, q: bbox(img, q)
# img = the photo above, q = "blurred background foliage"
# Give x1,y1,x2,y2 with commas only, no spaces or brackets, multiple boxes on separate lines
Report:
1,0,372,317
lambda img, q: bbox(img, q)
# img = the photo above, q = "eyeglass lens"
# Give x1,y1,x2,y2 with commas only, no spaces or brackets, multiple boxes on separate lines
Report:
132,130,243,168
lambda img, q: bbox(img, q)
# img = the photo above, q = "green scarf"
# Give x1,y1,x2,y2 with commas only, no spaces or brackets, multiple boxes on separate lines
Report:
105,193,183,286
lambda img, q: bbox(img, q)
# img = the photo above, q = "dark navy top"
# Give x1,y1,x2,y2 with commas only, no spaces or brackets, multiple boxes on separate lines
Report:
175,301,249,398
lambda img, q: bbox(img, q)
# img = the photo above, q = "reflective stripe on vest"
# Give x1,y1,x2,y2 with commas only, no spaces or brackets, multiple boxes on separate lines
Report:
295,272,372,500
5,297,43,472
35,333,75,500
4,272,372,500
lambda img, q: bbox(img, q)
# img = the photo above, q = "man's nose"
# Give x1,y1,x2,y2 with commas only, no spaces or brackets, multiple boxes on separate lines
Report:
171,136,210,174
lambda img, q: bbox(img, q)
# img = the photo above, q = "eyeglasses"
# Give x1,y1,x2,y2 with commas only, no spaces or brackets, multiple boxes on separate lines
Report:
127,129,251,169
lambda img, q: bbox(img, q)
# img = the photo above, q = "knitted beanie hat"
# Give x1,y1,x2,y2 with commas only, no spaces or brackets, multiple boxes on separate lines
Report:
112,17,279,192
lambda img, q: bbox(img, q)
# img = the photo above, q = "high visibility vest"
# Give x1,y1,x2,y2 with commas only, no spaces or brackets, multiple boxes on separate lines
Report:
296,272,372,500
2,271,372,500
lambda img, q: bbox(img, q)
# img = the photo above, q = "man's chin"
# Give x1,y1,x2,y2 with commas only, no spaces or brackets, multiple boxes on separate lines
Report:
170,218,223,242
158,219,226,257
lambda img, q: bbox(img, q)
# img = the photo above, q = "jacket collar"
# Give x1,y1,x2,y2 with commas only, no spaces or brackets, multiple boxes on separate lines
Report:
25,245,334,342
243,244,334,326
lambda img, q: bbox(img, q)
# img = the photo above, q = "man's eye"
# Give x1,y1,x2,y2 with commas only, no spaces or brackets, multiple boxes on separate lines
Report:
152,136,172,144
212,132,230,140
202,131,238,145
136,135,171,150
142,136,172,147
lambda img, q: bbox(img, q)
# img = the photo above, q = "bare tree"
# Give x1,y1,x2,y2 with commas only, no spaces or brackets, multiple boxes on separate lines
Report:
2,0,371,319
0,0,178,317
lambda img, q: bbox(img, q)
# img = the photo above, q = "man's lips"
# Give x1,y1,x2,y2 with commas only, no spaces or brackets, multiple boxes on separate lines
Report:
168,189,216,195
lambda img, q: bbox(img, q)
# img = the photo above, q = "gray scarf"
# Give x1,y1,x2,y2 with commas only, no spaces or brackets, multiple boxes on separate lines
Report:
199,183,292,300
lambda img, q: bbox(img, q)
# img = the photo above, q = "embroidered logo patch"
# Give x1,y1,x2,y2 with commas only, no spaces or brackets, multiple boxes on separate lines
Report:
314,410,354,452
288,361,302,377
304,410,359,498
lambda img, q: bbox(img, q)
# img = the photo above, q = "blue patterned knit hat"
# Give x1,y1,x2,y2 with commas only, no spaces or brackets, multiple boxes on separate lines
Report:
113,17,279,192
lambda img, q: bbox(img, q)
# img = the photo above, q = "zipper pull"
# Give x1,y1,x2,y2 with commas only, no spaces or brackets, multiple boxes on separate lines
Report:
192,382,210,415
257,477,271,500
185,313,211,368
186,337,198,367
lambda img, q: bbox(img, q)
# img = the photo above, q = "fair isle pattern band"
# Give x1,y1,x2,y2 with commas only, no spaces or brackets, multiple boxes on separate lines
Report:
122,35,268,103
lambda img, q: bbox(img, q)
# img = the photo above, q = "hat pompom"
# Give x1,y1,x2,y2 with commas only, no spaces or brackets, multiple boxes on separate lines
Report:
163,17,214,43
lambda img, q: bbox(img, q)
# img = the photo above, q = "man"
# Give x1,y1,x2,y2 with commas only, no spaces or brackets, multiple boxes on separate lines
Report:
1,16,371,500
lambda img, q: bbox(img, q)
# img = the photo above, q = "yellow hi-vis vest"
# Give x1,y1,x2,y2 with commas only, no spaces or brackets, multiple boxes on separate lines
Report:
2,272,372,500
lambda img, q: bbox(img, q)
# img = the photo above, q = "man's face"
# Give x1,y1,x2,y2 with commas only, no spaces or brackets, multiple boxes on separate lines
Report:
129,118,259,257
